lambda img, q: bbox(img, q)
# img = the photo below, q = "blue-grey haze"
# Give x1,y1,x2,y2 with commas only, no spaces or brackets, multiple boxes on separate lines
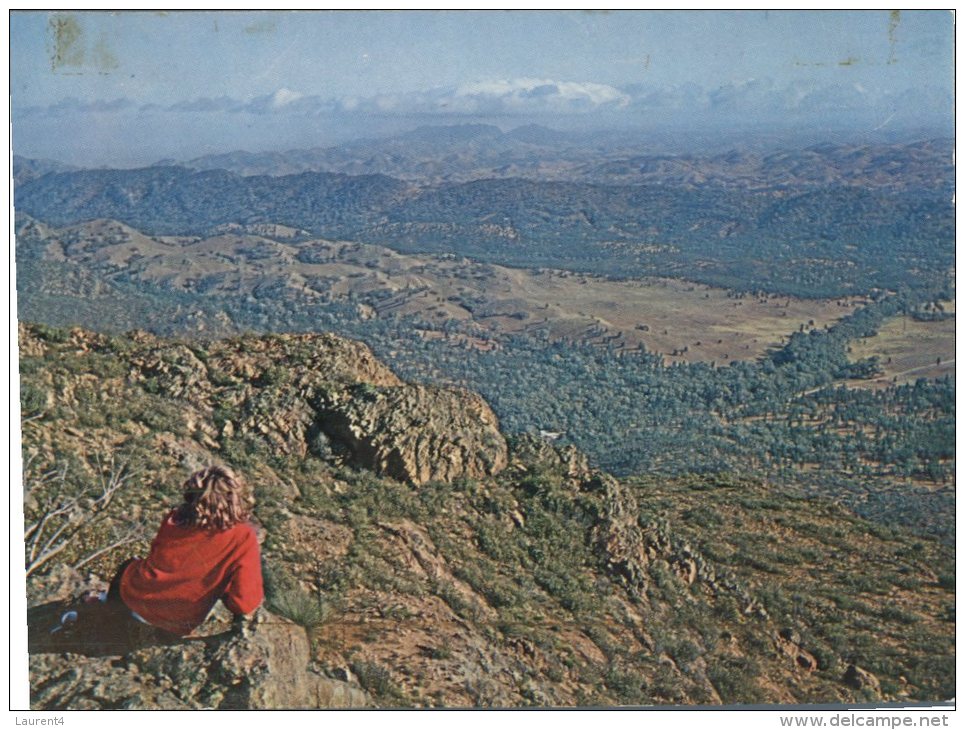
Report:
10,10,954,166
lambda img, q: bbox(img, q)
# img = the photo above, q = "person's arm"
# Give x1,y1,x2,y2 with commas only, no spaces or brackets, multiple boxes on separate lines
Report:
222,526,265,618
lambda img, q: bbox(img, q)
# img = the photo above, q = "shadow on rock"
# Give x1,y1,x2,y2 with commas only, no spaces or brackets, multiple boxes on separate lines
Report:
27,602,370,710
27,599,194,658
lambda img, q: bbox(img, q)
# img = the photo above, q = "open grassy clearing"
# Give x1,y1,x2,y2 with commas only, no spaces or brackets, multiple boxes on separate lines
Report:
39,219,867,366
501,270,866,365
845,305,955,389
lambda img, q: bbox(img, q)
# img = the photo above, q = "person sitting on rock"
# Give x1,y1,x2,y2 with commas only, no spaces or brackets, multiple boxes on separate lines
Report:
80,465,264,643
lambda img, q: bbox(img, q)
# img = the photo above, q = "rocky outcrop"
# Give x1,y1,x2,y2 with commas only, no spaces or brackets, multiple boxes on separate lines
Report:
584,472,768,619
776,628,818,673
316,382,508,485
204,332,402,390
27,576,370,710
202,610,370,709
123,329,402,416
120,328,504,485
24,322,506,486
843,664,881,696
586,472,652,592
585,473,697,594
18,322,48,359
508,433,591,481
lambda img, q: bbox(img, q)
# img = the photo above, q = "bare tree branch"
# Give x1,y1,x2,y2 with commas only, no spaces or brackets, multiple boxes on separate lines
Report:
20,411,47,427
25,498,77,545
24,466,76,552
24,456,142,579
25,539,72,577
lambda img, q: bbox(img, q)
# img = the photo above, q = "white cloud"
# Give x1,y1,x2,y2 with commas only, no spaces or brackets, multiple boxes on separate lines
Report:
270,87,304,108
14,79,952,132
307,79,635,117
455,78,631,112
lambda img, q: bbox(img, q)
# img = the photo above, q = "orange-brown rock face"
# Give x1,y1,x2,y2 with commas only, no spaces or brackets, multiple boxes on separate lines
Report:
316,382,508,485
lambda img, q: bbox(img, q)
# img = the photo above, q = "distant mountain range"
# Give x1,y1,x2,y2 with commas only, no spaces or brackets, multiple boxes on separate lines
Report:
150,127,953,189
160,124,608,183
14,137,954,299
11,156,77,186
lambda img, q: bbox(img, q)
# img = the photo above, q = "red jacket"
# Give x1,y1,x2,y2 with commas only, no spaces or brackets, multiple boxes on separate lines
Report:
119,511,264,636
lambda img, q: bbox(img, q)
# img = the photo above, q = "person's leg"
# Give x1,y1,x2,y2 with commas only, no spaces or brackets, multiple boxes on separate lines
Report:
125,619,181,649
85,557,138,651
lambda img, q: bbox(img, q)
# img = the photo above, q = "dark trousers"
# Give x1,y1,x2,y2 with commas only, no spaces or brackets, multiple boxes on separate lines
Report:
107,557,135,602
105,558,180,648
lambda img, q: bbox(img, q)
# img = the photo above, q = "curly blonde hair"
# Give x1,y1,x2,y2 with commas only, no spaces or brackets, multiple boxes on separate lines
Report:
174,465,254,530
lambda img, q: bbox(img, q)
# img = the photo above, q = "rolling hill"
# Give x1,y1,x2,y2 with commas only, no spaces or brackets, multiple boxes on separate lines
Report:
14,139,954,299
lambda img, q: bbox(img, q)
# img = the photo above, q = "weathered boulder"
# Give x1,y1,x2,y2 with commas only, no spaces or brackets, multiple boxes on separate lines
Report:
26,572,369,710
205,332,402,391
316,382,508,485
843,664,881,695
205,610,370,709
775,629,818,673
508,433,591,482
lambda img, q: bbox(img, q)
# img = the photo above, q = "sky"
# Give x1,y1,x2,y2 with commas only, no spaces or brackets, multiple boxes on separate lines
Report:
9,10,955,166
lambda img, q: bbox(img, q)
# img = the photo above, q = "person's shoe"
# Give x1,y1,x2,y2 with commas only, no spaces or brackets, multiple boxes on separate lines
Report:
49,610,78,634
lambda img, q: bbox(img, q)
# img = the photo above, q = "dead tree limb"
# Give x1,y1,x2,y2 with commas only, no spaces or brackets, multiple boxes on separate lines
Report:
24,457,144,578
